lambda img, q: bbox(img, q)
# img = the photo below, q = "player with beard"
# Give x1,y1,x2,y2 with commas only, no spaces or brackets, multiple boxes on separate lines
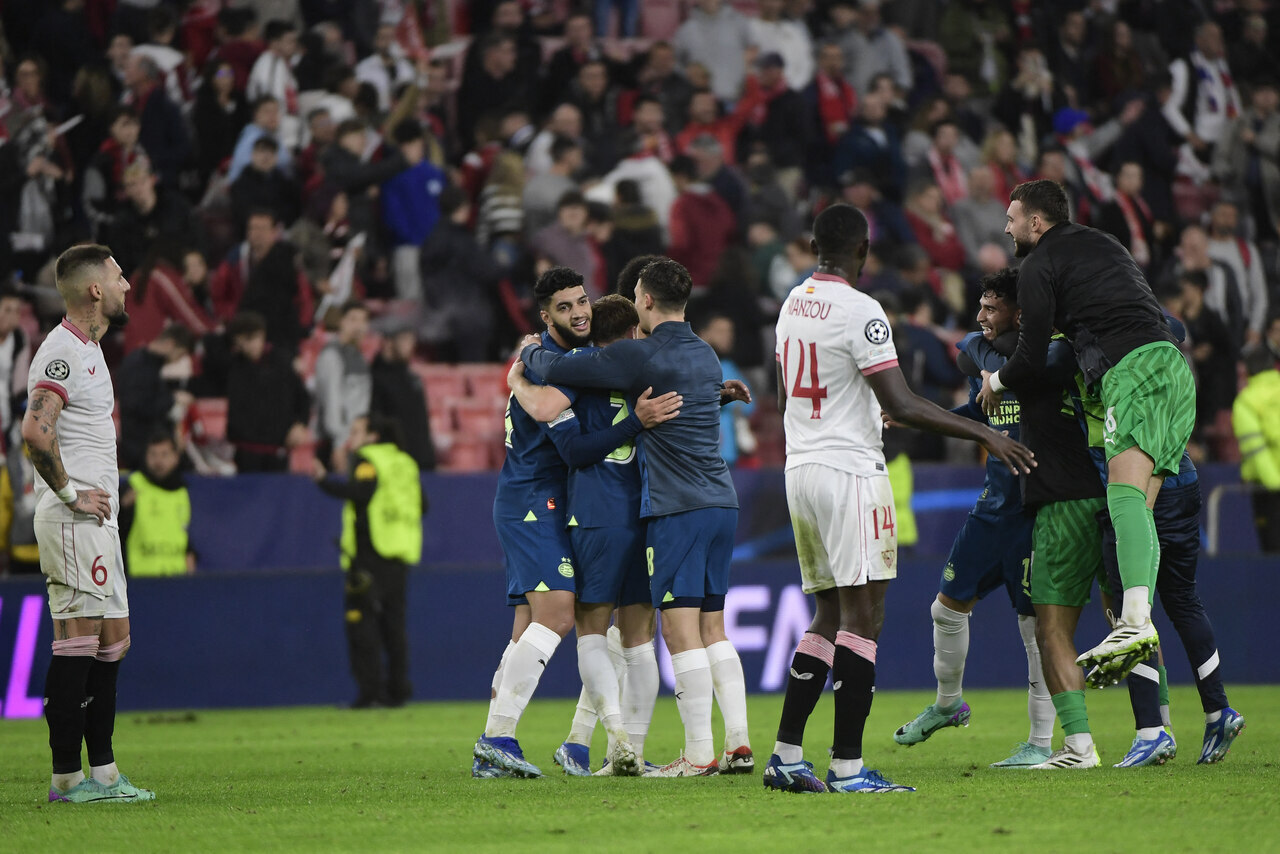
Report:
25,245,154,803
980,179,1195,683
475,267,677,778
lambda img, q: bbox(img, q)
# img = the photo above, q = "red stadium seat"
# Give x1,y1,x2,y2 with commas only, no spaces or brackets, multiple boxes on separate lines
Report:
439,435,493,472
297,331,330,381
288,441,317,474
460,363,512,407
414,362,468,404
189,398,228,443
453,398,507,440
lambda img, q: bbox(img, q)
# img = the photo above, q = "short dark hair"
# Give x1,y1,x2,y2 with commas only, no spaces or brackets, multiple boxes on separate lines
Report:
145,429,179,451
549,135,579,163
392,118,424,145
251,95,279,115
55,244,114,296
632,94,661,114
264,19,296,43
586,201,611,224
439,184,468,217
668,154,697,180
1179,269,1209,292
228,310,267,338
110,105,139,126
246,207,278,225
980,267,1019,306
637,258,692,311
534,266,586,309
340,299,369,317
335,118,366,140
616,253,665,297
556,189,587,210
616,179,642,205
148,5,177,37
362,413,404,449
812,203,869,259
591,294,639,344
156,324,196,352
1010,178,1070,224
251,135,280,153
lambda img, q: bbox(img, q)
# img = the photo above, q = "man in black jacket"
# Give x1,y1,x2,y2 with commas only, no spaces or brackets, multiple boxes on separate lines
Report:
419,186,500,362
225,312,311,473
117,326,195,470
370,324,435,471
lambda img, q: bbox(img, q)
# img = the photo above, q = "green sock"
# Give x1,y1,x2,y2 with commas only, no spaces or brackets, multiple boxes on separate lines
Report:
1051,690,1090,736
1106,482,1159,594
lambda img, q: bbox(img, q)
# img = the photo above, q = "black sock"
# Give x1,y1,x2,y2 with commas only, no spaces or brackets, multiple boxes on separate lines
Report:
84,659,121,768
1126,651,1162,731
44,655,95,774
776,650,831,746
831,646,875,761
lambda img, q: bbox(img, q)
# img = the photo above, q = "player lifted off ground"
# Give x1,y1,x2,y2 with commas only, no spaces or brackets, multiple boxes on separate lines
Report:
980,179,1195,681
892,268,1055,768
25,245,153,803
764,206,1035,794
522,259,754,778
508,291,679,774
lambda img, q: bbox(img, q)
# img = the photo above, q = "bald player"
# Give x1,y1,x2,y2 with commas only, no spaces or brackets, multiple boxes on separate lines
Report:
24,244,154,803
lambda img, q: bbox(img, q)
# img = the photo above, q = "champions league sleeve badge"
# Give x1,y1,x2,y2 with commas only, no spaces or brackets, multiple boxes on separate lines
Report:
45,359,70,381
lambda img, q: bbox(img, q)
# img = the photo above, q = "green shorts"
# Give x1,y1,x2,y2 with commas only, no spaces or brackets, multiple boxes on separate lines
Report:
1029,497,1107,608
1099,341,1195,478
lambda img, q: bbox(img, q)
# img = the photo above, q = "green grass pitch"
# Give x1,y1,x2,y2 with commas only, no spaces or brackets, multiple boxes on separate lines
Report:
2,686,1276,853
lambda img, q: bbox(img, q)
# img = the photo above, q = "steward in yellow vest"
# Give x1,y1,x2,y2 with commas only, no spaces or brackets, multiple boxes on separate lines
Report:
314,414,425,708
122,434,193,577
1232,347,1280,553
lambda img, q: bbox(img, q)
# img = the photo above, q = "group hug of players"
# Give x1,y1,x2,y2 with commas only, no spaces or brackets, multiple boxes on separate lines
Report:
471,179,1244,793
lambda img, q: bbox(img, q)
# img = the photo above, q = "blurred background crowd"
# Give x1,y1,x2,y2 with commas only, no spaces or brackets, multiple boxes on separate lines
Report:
0,0,1276,530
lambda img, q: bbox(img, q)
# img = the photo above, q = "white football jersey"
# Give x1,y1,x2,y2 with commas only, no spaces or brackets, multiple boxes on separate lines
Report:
28,320,120,528
775,273,898,475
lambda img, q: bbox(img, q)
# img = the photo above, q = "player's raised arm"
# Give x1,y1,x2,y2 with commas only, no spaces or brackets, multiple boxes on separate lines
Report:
22,387,112,524
507,359,573,423
865,364,1036,474
521,337,644,391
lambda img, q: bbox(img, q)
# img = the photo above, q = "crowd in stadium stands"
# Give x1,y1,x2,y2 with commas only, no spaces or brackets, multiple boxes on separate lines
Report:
0,0,1277,496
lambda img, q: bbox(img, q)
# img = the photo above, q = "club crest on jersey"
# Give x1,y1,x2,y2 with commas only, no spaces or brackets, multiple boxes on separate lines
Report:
45,359,70,381
865,319,890,345
883,550,895,569
557,557,574,578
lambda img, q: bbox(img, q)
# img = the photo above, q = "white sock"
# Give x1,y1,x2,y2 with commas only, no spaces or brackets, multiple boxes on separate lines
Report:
670,647,715,766
567,687,598,746
1162,705,1172,727
829,757,864,777
606,626,627,683
1206,708,1223,724
772,741,803,764
1136,726,1162,740
931,598,969,708
1064,732,1094,754
487,641,515,720
578,634,625,739
706,640,750,750
1121,587,1151,625
486,622,561,738
90,762,119,786
1019,615,1054,748
51,770,85,792
621,642,658,756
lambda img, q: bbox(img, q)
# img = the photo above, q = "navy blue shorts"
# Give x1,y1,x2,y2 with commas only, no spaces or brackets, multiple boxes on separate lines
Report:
570,523,649,606
1100,482,1201,600
938,512,1035,617
645,507,738,611
495,516,577,606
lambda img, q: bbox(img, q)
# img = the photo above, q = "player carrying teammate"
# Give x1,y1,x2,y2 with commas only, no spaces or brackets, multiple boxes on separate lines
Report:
980,179,1195,681
25,244,154,803
892,268,1055,768
764,206,1035,794
522,259,753,777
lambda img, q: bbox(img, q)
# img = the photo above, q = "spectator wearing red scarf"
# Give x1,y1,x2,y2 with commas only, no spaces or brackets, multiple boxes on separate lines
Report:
804,41,858,189
1095,162,1157,274
676,89,761,166
905,182,966,272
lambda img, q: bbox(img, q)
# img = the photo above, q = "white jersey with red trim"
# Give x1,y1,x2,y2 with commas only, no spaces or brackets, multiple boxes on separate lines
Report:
27,320,119,527
775,273,898,475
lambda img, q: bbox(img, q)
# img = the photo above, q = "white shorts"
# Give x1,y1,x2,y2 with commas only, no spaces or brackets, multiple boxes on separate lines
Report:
36,520,129,620
785,464,898,593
